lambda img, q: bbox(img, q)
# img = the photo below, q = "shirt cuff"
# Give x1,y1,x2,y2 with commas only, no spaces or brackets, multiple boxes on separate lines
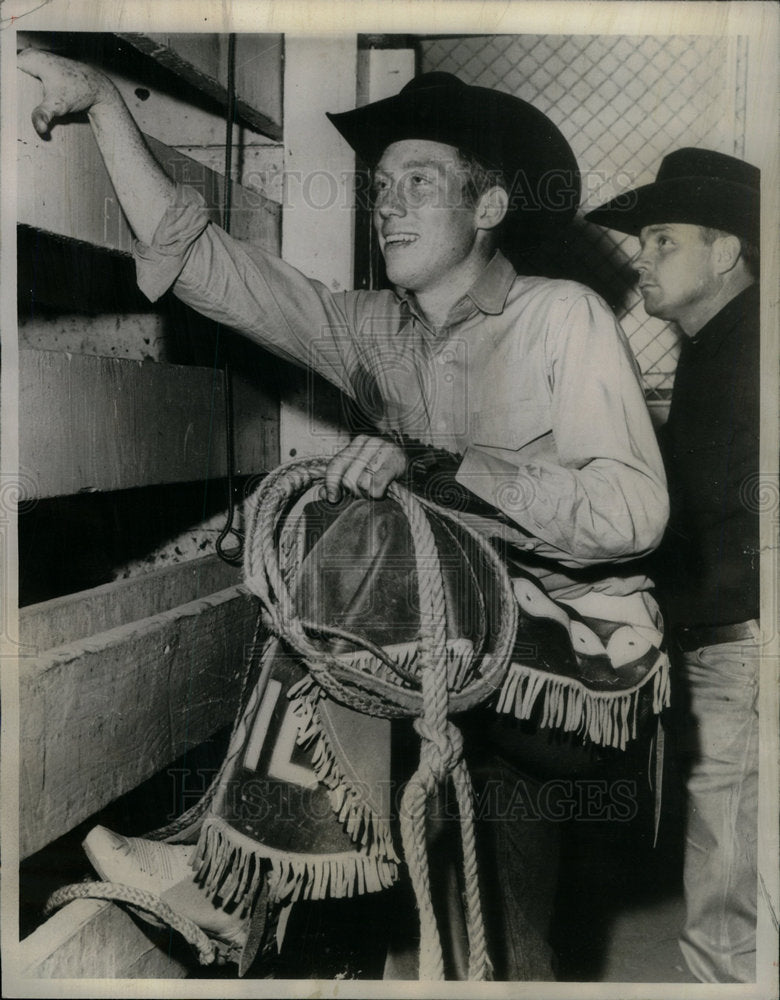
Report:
133,185,212,302
456,446,556,539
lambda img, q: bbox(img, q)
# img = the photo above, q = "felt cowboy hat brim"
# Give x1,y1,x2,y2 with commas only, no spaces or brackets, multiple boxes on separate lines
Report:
326,72,581,246
585,147,760,244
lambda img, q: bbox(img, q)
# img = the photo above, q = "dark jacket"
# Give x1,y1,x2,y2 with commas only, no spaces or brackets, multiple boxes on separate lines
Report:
656,283,760,628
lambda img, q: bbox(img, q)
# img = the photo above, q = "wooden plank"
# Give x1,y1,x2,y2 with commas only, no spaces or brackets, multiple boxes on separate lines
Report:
177,142,285,206
19,311,170,362
17,70,280,254
18,350,279,500
233,33,283,136
20,553,240,651
145,134,281,250
16,226,153,315
19,585,258,859
278,37,357,463
117,32,283,140
357,47,416,105
18,899,189,978
17,70,137,253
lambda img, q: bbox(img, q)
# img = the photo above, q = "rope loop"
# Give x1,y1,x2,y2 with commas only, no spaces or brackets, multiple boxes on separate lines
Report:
242,457,518,720
241,458,518,981
45,880,220,966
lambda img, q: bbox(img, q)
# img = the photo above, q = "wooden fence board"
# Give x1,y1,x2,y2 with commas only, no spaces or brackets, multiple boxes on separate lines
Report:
118,32,283,140
19,585,258,859
20,554,240,651
18,350,278,500
17,70,280,254
17,899,190,979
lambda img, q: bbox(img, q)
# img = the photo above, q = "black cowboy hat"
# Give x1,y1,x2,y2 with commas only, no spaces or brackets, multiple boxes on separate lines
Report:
326,72,581,250
585,147,760,244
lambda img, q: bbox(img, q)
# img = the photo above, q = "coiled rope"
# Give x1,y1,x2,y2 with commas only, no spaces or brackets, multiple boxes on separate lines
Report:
46,457,518,980
243,457,519,980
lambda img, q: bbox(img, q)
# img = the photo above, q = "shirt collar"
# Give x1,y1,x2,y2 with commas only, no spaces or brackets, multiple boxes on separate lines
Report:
465,250,517,315
398,250,517,325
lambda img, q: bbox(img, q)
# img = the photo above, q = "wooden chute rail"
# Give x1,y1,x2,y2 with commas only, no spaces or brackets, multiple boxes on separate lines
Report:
15,30,283,980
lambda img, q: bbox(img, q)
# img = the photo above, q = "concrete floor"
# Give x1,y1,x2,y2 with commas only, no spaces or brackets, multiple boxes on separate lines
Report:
550,856,698,984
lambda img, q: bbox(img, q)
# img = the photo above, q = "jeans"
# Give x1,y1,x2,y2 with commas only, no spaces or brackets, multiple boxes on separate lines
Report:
677,627,760,982
383,750,561,981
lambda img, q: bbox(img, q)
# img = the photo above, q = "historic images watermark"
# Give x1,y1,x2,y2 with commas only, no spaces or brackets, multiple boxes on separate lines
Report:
167,770,641,826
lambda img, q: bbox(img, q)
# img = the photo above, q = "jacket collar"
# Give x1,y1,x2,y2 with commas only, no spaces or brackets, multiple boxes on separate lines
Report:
689,282,759,353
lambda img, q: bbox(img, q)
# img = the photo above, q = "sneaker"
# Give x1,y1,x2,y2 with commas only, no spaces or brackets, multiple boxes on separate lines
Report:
83,825,195,895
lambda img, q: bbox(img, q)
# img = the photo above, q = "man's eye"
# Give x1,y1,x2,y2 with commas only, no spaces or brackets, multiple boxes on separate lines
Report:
410,174,430,185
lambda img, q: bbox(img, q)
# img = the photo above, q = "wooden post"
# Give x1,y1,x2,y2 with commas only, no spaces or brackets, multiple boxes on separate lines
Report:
278,37,357,462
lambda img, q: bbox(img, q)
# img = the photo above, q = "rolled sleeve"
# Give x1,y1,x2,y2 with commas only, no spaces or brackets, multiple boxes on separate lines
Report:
456,450,668,566
133,186,212,302
129,183,367,396
456,290,669,566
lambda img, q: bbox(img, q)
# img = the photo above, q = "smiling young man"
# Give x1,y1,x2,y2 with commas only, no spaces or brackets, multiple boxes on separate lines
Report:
20,54,670,980
587,148,761,984
371,141,504,321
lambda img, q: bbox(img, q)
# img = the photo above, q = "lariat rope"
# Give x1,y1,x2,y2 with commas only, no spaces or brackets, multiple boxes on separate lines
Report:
45,881,220,965
243,457,518,718
46,457,518,980
241,457,519,980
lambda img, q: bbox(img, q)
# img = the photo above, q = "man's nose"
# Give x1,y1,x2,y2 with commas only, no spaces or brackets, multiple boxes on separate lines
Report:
632,247,650,273
376,186,405,218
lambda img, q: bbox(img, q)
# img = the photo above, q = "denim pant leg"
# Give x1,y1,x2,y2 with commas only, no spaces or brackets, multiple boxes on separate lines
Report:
383,747,560,982
468,753,560,981
678,633,759,983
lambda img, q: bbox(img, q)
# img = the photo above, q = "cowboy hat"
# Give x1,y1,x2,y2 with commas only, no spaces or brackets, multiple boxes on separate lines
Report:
585,147,759,244
327,72,581,248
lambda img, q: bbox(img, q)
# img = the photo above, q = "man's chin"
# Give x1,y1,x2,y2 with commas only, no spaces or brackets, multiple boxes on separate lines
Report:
639,292,665,319
382,246,426,289
384,266,415,290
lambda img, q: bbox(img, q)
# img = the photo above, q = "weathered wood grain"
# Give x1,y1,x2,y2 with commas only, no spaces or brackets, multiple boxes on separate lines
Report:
18,350,279,499
20,553,240,651
19,585,258,859
17,898,190,979
17,70,280,253
117,32,283,140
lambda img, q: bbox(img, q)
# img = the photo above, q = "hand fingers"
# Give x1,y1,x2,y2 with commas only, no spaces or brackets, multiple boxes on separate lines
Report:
339,437,380,498
356,442,406,498
18,51,61,136
324,435,369,503
17,47,46,77
17,50,51,135
17,49,97,136
31,107,53,137
325,436,406,502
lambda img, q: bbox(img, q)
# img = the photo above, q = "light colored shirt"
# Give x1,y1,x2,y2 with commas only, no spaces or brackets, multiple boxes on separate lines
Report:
134,186,668,603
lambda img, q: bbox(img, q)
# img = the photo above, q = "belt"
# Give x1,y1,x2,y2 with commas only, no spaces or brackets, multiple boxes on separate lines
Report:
673,619,758,652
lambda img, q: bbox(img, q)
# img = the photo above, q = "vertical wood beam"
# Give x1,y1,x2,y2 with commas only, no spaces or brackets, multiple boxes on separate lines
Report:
279,37,357,461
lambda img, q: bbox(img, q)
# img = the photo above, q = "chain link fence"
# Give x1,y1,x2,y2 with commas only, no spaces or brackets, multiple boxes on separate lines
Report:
420,34,748,398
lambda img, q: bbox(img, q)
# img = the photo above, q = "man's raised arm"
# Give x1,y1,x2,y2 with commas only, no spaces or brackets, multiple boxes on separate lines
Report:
18,49,175,245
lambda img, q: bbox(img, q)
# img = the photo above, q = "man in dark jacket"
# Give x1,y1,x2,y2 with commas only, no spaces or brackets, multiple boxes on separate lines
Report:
587,148,761,983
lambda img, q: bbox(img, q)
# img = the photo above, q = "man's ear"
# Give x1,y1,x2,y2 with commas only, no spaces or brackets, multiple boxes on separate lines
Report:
712,233,743,274
475,185,509,231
